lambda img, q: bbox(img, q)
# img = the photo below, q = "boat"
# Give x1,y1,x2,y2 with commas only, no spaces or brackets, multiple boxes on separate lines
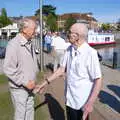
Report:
88,30,115,46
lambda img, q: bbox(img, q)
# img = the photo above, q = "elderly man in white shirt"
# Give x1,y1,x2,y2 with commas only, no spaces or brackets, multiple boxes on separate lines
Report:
37,23,102,120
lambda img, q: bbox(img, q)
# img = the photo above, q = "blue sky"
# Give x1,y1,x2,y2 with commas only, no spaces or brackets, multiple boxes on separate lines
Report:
0,0,120,23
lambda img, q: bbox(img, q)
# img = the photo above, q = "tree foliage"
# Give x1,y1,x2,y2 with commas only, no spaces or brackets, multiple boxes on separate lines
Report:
46,13,58,32
64,15,76,31
101,23,111,31
35,5,57,31
0,8,12,28
35,5,56,17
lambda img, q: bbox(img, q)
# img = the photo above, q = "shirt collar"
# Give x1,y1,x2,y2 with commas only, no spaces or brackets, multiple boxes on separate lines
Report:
76,42,88,54
70,42,89,57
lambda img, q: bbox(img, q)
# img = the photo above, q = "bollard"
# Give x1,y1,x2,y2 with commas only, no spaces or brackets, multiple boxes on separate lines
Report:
113,52,118,69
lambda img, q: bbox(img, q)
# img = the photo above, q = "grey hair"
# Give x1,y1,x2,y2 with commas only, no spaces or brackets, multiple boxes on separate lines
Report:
18,18,35,32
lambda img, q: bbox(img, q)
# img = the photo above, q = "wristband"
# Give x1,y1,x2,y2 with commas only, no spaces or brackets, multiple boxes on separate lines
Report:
45,78,50,84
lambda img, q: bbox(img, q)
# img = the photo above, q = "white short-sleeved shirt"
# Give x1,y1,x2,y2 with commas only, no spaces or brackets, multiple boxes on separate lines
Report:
60,42,102,110
51,36,67,50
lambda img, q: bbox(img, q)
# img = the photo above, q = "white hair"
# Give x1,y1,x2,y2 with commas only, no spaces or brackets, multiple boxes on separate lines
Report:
70,23,88,40
18,18,35,32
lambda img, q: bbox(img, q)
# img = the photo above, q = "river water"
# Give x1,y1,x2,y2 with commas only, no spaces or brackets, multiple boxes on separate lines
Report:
93,44,120,69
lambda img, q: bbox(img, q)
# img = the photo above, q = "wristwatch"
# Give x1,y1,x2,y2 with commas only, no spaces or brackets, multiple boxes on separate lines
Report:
45,78,50,84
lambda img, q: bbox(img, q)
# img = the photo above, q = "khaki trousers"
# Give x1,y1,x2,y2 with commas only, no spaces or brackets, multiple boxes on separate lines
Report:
10,88,34,120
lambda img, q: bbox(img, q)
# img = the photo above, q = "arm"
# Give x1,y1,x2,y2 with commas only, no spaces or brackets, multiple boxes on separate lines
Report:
35,66,65,93
35,50,68,93
82,50,102,120
3,43,23,87
47,66,65,82
82,77,102,120
86,77,102,105
4,42,35,90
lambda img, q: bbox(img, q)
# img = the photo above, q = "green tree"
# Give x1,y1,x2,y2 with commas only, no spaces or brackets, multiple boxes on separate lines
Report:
64,15,76,31
35,5,56,17
35,5,57,31
46,13,58,32
0,8,12,28
101,23,111,31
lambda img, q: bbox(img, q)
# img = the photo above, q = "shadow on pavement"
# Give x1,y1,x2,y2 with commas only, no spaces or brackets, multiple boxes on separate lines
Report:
98,90,120,113
35,93,65,120
107,85,120,98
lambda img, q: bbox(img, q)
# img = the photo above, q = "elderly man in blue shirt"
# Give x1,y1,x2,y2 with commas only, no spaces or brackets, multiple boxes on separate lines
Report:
36,23,102,120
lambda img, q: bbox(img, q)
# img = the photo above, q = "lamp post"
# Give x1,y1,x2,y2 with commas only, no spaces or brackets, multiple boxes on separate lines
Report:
39,0,43,71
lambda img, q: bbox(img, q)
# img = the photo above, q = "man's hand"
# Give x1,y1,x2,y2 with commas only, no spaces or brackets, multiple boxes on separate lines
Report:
33,81,48,94
82,102,94,120
24,80,35,90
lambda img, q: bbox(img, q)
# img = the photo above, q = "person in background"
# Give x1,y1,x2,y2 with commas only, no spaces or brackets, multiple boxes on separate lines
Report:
36,23,102,120
51,32,68,72
44,31,52,53
3,18,39,120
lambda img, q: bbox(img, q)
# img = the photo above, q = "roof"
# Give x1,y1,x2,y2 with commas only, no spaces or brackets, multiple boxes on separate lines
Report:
1,23,18,30
58,13,97,22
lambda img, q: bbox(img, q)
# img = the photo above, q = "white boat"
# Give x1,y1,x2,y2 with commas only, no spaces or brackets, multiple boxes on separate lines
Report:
88,30,115,46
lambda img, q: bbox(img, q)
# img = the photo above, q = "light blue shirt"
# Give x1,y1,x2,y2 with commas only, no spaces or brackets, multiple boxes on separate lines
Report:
61,42,102,110
44,35,52,44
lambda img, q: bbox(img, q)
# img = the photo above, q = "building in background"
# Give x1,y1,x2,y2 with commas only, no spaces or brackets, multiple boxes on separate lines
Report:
57,13,98,30
0,23,19,39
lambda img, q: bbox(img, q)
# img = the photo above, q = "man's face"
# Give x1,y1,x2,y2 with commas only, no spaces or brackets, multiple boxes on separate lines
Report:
67,30,79,45
23,24,36,40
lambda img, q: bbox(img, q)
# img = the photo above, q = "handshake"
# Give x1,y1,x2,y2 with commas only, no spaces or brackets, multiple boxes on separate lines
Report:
24,79,49,94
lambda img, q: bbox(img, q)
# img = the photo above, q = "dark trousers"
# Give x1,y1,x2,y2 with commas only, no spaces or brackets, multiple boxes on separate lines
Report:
66,106,89,120
47,43,51,53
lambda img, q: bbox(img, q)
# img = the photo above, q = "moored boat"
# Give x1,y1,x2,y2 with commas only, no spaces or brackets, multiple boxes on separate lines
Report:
88,30,115,46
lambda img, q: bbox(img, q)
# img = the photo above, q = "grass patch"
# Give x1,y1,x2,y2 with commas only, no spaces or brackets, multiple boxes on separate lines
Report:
0,74,8,85
0,91,13,120
0,72,47,120
35,95,48,120
37,72,44,80
35,71,48,120
0,91,47,120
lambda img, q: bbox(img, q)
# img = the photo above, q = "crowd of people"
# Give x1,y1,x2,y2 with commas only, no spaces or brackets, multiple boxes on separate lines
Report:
43,31,71,72
3,18,102,120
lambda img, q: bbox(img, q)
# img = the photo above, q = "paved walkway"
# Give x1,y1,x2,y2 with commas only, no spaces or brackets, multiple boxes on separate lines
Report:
38,52,120,120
